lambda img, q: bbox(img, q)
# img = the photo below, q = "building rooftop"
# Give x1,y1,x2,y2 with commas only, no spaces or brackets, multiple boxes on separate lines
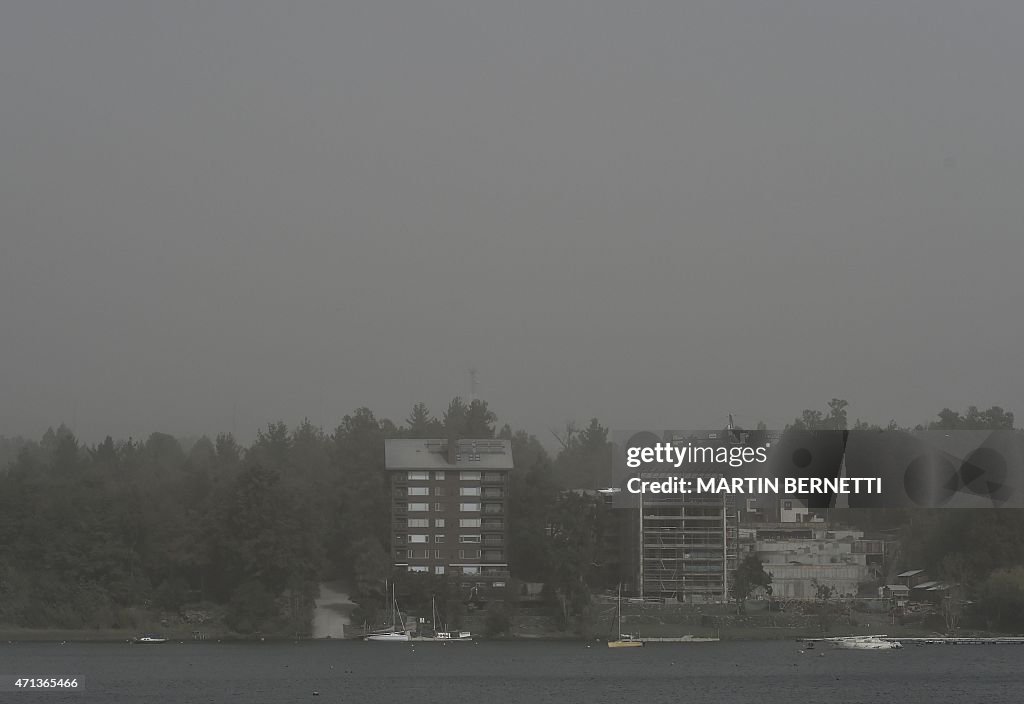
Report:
384,438,514,470
896,569,925,578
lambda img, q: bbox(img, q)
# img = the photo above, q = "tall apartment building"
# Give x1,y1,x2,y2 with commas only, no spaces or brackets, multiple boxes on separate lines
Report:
384,438,512,598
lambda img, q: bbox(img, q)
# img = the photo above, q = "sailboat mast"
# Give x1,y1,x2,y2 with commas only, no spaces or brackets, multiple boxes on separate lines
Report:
617,584,622,634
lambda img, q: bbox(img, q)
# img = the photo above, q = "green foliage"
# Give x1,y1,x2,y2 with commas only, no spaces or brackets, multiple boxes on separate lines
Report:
905,511,1024,594
552,418,611,489
154,578,190,611
732,554,773,613
225,580,277,634
443,398,496,438
926,406,1014,431
483,602,513,637
507,431,558,581
405,403,443,438
787,399,850,431
349,537,390,607
811,580,835,601
975,567,1024,632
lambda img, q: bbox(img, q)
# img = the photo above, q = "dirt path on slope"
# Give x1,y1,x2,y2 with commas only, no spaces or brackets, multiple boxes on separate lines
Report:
312,581,356,638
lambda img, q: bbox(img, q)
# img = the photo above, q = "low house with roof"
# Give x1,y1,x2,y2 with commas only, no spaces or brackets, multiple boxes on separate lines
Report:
879,584,910,600
896,569,929,589
911,580,952,604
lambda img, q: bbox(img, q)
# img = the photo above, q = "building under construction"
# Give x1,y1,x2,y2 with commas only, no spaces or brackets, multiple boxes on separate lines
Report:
638,489,738,603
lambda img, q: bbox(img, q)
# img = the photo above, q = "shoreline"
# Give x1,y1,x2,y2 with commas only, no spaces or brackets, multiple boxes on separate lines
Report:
0,627,997,644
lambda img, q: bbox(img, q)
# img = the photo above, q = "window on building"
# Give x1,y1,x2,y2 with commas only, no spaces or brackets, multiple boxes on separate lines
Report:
459,471,481,481
408,503,429,512
409,535,428,544
460,518,481,528
462,566,479,575
434,535,445,543
434,471,446,481
433,503,444,512
407,518,429,528
433,550,442,559
459,535,481,543
460,503,480,512
493,582,506,588
433,487,446,496
408,487,429,496
434,519,445,528
459,549,482,559
435,566,445,575
409,565,429,573
408,471,429,481
783,501,793,511
459,486,481,496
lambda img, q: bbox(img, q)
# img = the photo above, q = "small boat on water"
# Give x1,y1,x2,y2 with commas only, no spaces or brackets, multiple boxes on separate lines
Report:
409,597,472,642
133,634,168,643
428,630,473,642
365,582,412,642
430,596,471,641
608,585,643,649
819,635,902,650
366,631,412,642
608,634,644,649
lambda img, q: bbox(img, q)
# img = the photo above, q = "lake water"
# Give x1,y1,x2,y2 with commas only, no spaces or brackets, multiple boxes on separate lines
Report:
2,640,1022,703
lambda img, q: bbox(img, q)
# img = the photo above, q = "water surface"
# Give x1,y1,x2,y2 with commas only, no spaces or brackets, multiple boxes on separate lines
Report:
3,640,1021,703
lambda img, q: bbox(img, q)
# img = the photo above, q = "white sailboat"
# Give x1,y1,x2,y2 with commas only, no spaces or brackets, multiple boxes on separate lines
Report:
365,581,411,642
813,635,902,650
608,585,643,648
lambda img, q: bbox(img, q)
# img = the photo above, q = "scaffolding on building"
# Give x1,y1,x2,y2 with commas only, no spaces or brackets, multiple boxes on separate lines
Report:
639,491,738,603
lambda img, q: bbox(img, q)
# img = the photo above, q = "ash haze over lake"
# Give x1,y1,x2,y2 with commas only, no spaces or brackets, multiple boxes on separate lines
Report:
1,1,1022,442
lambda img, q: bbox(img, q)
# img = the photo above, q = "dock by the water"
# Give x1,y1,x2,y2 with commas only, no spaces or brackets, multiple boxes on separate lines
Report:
639,636,720,643
896,637,1024,645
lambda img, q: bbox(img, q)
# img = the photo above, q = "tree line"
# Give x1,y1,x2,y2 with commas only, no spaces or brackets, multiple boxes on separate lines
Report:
1,399,1022,634
0,398,618,635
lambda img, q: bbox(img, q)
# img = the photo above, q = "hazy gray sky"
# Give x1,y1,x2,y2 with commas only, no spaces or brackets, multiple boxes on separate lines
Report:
2,1,1022,444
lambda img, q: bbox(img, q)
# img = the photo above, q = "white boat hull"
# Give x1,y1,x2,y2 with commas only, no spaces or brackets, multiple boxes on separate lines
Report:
832,637,902,650
365,632,411,642
432,631,472,641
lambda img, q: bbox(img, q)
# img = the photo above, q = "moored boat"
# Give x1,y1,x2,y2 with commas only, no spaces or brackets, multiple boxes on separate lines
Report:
608,585,644,648
413,597,472,641
365,630,412,642
365,582,412,642
821,635,902,650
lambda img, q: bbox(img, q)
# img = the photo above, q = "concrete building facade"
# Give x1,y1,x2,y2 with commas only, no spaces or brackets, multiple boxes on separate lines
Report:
744,524,885,599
